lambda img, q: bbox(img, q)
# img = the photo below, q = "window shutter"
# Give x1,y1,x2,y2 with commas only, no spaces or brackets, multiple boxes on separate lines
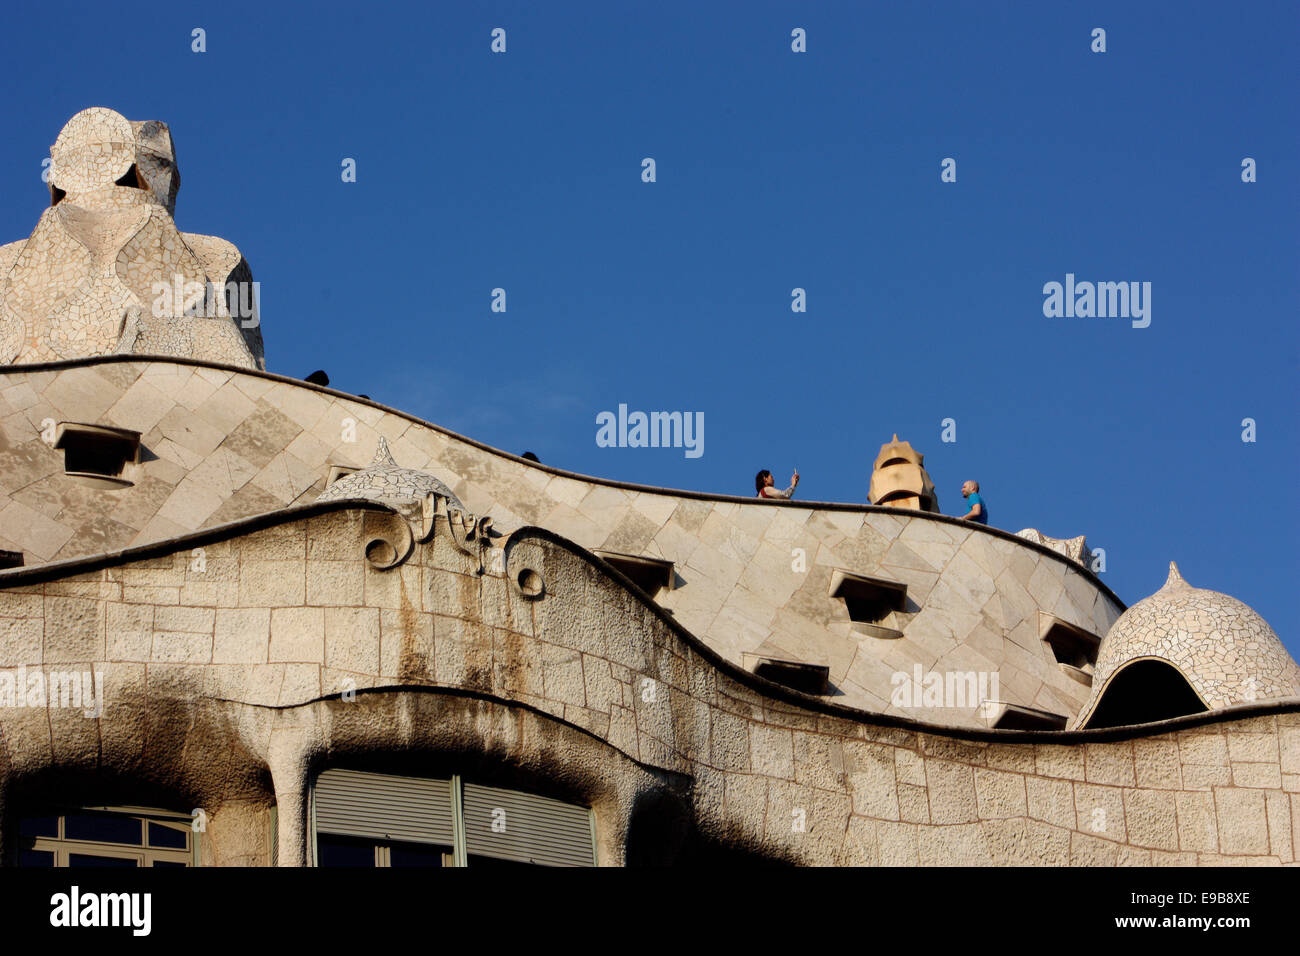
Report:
314,769,454,846
462,782,595,867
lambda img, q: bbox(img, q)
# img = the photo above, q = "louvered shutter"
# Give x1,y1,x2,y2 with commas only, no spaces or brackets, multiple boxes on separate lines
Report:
314,769,454,846
462,782,595,867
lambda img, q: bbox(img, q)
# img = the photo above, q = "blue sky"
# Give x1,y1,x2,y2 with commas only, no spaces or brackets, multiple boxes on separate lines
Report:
0,1,1295,650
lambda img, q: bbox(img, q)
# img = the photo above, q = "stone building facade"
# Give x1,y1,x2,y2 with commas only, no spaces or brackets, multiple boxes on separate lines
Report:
0,110,1296,866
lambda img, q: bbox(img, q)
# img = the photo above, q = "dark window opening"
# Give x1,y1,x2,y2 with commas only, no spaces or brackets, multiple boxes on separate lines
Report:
54,422,141,488
388,842,450,867
594,550,674,600
148,821,188,849
316,833,379,867
990,703,1068,730
750,656,830,695
1041,614,1101,678
65,810,142,845
324,464,358,487
829,568,907,638
16,808,193,867
1083,659,1208,729
19,816,58,839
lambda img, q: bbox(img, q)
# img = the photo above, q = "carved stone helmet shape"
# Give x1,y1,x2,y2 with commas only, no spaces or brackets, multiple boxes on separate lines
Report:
50,108,180,214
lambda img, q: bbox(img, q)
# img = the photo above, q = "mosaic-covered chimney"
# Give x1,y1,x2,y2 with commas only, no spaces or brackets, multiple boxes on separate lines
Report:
0,108,265,369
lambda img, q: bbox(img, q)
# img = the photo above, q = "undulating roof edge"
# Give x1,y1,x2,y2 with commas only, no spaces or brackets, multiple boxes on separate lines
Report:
3,495,1289,744
1,354,1127,609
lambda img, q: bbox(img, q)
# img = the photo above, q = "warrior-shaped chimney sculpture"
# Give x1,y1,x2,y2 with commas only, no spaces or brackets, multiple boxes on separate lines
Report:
0,107,265,369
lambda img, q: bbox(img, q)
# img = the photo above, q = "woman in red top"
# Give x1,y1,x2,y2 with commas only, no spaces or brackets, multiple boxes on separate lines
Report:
755,468,799,499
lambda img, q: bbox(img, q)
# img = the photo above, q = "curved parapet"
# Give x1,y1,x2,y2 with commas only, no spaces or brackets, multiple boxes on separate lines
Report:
0,358,1126,728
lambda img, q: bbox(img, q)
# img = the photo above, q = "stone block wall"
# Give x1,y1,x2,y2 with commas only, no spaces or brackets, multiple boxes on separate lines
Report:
0,503,1291,865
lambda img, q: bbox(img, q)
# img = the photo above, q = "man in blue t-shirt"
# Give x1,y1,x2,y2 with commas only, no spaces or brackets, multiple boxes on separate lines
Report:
959,480,988,524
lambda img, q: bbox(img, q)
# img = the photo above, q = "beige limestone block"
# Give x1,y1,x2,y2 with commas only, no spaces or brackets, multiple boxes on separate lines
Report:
1115,845,1152,866
792,731,844,790
1133,738,1183,789
1073,783,1125,842
306,560,364,607
43,368,122,423
322,607,379,675
269,607,325,663
151,630,211,664
749,723,795,780
897,783,930,823
1227,732,1279,763
1071,832,1123,868
272,384,332,433
874,820,919,865
1232,762,1282,788
539,642,585,708
240,560,306,607
121,585,180,605
213,607,270,665
924,758,977,824
0,615,44,664
106,378,173,434
974,767,1028,819
984,744,1035,774
1,499,75,560
1213,788,1270,855
894,747,927,787
918,821,992,865
1182,764,1233,790
722,773,767,836
43,595,104,662
278,662,321,704
1179,732,1230,766
1174,790,1219,852
1265,790,1292,860
1085,742,1136,786
709,710,751,772
1123,789,1179,850
844,740,899,820
1026,775,1075,829
153,605,214,634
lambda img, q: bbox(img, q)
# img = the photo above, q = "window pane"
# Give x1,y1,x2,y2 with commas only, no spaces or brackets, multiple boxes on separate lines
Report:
19,816,58,839
150,860,188,868
147,821,189,849
69,853,138,867
388,842,450,867
65,811,142,845
317,834,377,867
19,849,55,866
